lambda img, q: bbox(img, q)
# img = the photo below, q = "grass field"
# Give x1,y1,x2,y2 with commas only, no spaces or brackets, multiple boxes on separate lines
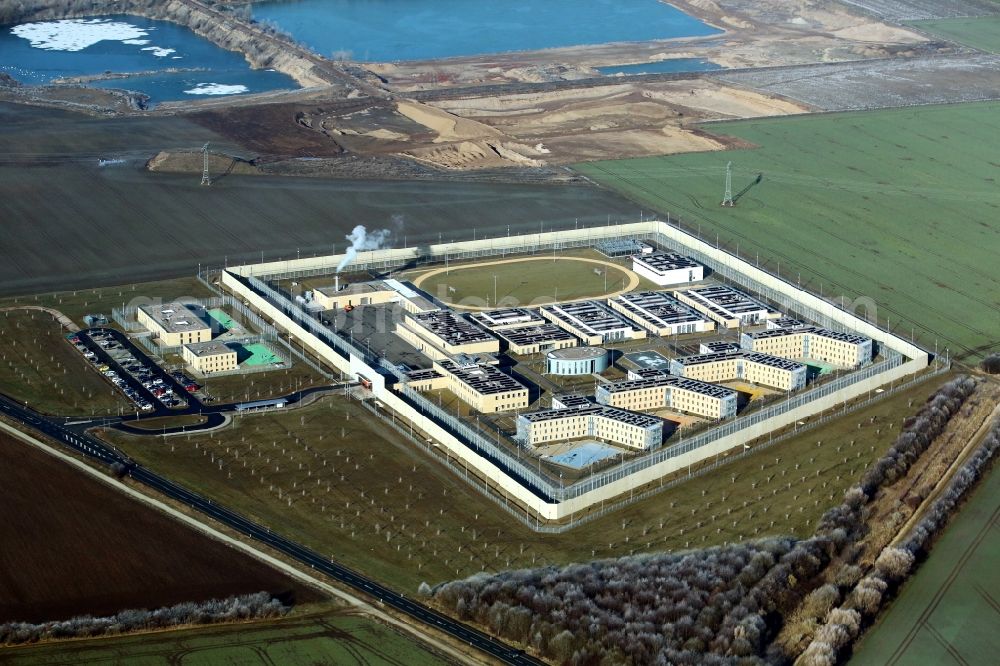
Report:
911,16,1000,53
1,608,444,666
100,377,944,593
410,252,640,307
0,310,128,415
0,431,316,624
850,466,1000,665
575,102,1000,360
0,276,215,329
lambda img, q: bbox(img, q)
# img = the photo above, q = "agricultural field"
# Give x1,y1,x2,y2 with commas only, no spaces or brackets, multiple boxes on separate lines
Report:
1,607,444,666
0,103,641,298
99,376,946,594
0,431,318,624
0,309,127,416
911,16,1000,52
0,276,215,329
850,465,1000,665
575,102,1000,361
405,248,656,308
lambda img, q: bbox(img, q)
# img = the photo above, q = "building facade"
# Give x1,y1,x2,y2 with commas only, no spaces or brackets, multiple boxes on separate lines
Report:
741,326,874,369
182,340,238,374
669,350,807,391
516,400,662,450
595,372,738,420
546,347,610,375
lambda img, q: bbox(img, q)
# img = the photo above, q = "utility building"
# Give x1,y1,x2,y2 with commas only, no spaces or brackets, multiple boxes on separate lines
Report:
138,302,212,347
182,340,238,374
631,251,704,286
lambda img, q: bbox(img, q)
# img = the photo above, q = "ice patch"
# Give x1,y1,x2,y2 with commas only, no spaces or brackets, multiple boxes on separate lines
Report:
122,39,149,46
183,82,249,96
141,46,176,57
11,19,149,52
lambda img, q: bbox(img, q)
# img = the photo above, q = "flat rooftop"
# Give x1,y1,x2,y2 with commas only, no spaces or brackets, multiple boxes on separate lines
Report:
547,346,607,361
410,310,495,346
634,251,701,273
601,373,736,399
542,300,636,335
624,350,672,372
184,340,233,358
701,341,742,353
316,280,389,298
612,290,708,327
748,326,870,346
406,368,443,382
678,285,777,319
469,308,545,330
139,302,210,334
438,359,525,395
673,349,805,372
496,324,575,347
519,402,661,428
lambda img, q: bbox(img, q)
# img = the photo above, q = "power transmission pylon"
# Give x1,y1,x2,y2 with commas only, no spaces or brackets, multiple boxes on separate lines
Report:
721,161,734,207
200,143,211,186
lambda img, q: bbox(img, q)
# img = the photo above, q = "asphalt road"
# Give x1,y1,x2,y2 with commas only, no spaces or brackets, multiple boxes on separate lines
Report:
0,393,540,665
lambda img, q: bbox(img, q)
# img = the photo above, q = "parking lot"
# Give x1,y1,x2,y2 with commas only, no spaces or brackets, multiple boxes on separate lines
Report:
69,329,202,416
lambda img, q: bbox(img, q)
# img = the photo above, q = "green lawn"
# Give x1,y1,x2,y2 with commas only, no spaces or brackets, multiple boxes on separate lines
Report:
911,16,1000,53
99,376,943,594
0,608,445,666
575,103,1000,361
850,466,1000,665
403,248,658,308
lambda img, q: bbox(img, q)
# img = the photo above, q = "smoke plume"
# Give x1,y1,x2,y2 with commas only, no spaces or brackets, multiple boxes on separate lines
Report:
337,224,391,273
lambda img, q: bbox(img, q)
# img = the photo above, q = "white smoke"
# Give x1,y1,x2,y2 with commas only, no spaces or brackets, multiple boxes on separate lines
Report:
336,224,391,273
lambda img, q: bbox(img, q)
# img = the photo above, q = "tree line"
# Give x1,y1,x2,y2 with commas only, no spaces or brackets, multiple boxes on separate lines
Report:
428,376,990,665
0,591,287,646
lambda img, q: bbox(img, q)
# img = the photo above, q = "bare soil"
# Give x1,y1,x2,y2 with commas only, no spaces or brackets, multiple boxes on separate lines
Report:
0,430,319,623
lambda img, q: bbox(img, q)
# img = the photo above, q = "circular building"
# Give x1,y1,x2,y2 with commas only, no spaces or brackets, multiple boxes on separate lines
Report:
546,347,610,375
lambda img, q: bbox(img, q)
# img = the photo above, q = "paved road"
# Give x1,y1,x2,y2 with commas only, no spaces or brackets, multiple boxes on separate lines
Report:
0,393,540,665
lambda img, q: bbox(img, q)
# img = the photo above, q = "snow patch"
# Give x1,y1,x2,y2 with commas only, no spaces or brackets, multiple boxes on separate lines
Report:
141,46,176,57
183,82,249,96
12,19,149,52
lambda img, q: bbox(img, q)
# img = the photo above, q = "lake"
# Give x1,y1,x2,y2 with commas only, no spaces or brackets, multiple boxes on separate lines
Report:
0,16,296,103
251,0,721,62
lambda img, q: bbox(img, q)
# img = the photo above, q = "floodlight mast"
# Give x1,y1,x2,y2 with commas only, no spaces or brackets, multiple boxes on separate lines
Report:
721,161,734,207
200,143,211,186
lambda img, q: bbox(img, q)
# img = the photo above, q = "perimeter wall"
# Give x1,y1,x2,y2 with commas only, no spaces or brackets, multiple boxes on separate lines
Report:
221,220,929,523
